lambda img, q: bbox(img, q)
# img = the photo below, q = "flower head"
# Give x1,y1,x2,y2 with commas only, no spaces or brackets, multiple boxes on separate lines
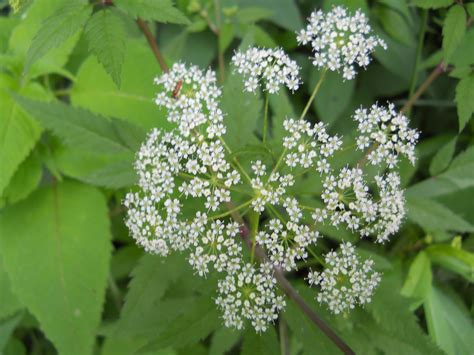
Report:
232,47,301,93
297,6,386,80
307,242,381,314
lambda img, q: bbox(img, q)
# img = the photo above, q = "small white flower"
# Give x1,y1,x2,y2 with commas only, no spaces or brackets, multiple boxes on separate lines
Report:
298,6,386,80
232,47,301,93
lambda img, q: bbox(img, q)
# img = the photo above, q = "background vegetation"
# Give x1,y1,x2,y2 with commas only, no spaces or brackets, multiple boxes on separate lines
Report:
0,0,473,354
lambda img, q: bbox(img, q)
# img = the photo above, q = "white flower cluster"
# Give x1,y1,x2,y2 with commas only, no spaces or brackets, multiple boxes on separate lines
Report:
307,242,381,314
231,47,301,93
125,6,419,330
216,263,286,332
126,63,283,332
297,6,386,80
354,103,419,167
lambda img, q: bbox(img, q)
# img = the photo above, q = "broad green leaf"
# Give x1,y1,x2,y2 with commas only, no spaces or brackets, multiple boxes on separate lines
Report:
455,74,474,131
235,7,273,24
9,0,84,79
0,18,18,53
221,73,261,150
0,313,23,352
230,0,302,31
209,327,242,355
310,69,355,126
269,88,295,145
401,252,432,302
0,256,22,320
85,9,126,87
406,196,474,232
375,1,415,46
451,29,474,67
442,5,466,64
14,96,135,154
71,39,170,130
426,245,474,282
429,136,456,176
407,145,474,198
140,297,220,352
241,327,279,355
424,286,473,355
219,23,235,54
110,245,143,281
114,0,189,24
0,182,111,355
115,254,186,337
0,76,46,196
0,151,42,206
25,2,92,70
411,0,453,9
53,147,136,188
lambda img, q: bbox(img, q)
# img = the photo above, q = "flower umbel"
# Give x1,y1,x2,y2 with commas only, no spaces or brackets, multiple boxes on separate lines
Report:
297,6,386,80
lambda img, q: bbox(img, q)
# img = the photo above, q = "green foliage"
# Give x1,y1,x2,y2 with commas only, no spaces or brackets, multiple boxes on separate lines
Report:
0,0,473,353
25,2,92,70
455,74,474,131
85,9,126,87
114,0,189,24
0,182,111,354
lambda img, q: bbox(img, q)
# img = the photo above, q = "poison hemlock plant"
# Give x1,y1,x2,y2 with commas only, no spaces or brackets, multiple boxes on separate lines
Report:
124,6,417,344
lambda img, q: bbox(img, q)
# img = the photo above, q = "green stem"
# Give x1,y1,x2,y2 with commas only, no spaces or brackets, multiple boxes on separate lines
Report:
300,68,327,120
210,199,253,220
263,92,269,144
249,211,260,263
219,137,252,184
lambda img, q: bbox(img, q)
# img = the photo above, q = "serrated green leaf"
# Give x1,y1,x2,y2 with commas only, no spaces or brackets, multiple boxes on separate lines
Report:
411,0,453,9
429,136,457,176
85,9,126,87
25,2,92,70
455,74,474,131
221,73,261,150
0,181,111,355
114,0,189,24
424,286,473,355
0,76,46,196
1,151,42,206
209,327,242,355
443,5,466,64
115,254,185,337
0,256,22,320
241,327,279,355
426,245,474,282
451,28,474,67
13,96,134,154
310,69,355,126
71,40,170,130
406,196,474,232
401,251,432,302
407,145,474,198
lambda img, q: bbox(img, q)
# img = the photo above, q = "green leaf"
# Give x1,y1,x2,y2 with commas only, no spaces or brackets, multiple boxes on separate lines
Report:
424,286,473,355
115,254,185,337
451,29,474,67
411,0,453,9
0,313,23,353
0,181,111,355
0,256,22,320
114,0,189,24
71,39,170,130
25,2,92,70
426,245,474,282
401,251,432,302
221,73,261,150
241,327,279,355
13,96,135,154
1,151,42,206
310,69,355,126
442,5,466,64
0,76,46,196
407,145,474,198
429,136,457,176
407,196,474,232
235,7,273,24
110,245,143,281
209,327,242,355
375,1,415,46
455,74,474,131
85,9,126,87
